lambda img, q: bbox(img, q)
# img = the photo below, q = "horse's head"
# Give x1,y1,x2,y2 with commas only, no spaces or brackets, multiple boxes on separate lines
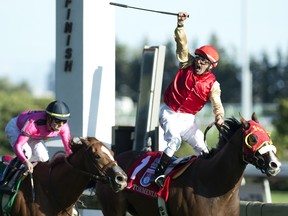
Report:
240,113,281,176
70,137,127,192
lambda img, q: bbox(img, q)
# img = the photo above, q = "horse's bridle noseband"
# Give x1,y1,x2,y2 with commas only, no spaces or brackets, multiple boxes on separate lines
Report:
64,143,118,183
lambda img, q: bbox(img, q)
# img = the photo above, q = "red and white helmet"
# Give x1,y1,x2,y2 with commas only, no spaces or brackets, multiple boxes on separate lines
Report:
195,45,219,68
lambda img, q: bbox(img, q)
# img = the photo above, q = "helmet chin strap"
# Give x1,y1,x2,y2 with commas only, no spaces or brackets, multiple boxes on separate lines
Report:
47,116,55,131
203,63,212,74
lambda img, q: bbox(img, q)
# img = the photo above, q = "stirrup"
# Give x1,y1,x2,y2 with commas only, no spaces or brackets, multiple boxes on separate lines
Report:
155,175,165,188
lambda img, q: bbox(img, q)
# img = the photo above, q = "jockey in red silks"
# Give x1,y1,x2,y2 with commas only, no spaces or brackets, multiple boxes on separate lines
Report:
0,100,72,194
154,12,225,187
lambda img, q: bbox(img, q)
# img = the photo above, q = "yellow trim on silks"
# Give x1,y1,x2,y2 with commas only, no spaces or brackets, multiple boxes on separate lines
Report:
46,111,70,118
172,162,192,179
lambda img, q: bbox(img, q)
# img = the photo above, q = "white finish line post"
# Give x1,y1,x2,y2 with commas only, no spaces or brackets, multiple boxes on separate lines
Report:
55,0,115,145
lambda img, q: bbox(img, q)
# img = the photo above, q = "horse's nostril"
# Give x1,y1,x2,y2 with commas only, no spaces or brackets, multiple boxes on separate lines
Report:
270,161,280,169
116,175,125,182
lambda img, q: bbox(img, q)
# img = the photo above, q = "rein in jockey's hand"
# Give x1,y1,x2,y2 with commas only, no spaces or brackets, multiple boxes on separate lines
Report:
24,159,34,173
215,115,224,126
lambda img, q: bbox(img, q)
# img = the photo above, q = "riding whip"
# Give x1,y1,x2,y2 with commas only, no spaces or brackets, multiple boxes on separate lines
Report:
109,2,189,17
2,161,18,170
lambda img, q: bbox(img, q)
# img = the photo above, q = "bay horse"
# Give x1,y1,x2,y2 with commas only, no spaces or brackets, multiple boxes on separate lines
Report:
3,137,127,216
96,114,281,216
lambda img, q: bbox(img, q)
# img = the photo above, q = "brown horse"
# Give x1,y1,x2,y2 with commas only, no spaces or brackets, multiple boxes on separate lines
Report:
4,137,127,216
96,114,281,216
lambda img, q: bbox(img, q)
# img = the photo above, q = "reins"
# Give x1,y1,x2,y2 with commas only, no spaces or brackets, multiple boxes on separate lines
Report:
63,156,112,182
204,121,230,144
204,121,216,143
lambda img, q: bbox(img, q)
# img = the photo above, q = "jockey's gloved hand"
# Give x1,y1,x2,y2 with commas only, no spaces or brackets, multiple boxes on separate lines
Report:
24,160,33,173
215,115,224,126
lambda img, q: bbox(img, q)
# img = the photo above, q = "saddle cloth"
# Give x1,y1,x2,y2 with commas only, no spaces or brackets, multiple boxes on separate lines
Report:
126,151,197,201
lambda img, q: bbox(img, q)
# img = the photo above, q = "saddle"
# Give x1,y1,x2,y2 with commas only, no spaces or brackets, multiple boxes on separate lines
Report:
126,151,197,201
0,156,28,214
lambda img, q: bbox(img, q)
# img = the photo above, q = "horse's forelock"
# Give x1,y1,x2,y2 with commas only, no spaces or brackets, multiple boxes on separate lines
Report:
222,117,240,136
86,137,101,148
68,137,103,156
87,136,100,142
69,138,86,153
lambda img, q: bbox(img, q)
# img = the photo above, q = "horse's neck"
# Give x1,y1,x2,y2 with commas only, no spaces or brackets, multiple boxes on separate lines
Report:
49,155,90,206
214,130,246,176
189,130,246,197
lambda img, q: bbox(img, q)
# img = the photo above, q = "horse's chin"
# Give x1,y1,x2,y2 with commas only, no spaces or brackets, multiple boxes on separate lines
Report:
111,183,127,193
266,167,281,177
110,180,127,193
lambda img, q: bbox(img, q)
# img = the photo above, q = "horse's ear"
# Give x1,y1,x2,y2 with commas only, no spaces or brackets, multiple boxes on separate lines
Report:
239,112,250,130
251,112,259,123
80,137,88,145
71,137,83,145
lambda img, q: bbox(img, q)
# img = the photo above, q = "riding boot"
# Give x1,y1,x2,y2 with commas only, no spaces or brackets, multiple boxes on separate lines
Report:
154,153,171,188
0,158,22,195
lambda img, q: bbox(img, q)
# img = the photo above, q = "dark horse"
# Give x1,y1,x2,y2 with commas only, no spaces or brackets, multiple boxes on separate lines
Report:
4,137,127,216
96,114,281,216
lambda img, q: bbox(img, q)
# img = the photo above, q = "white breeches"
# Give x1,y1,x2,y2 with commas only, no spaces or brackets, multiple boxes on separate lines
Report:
5,117,49,162
159,104,209,156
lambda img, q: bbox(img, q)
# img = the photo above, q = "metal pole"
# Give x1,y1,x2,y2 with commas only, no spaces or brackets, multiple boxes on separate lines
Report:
241,0,252,119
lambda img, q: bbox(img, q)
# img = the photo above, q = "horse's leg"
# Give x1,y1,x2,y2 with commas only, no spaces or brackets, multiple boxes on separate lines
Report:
11,191,30,215
96,182,127,216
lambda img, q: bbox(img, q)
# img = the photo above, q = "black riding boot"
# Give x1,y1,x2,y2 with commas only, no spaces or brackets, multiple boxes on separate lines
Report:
0,158,22,195
154,153,171,188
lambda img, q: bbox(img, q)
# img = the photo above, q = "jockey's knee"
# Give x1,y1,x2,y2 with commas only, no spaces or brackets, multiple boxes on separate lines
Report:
165,137,181,157
38,154,49,162
34,142,49,162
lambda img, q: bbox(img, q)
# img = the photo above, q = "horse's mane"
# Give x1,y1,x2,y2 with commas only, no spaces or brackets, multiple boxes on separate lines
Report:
49,137,100,167
69,139,84,153
68,136,100,153
49,138,86,167
210,117,241,155
50,154,65,167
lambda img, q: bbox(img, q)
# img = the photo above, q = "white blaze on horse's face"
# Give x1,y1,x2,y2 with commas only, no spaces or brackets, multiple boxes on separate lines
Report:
258,144,277,155
101,146,115,161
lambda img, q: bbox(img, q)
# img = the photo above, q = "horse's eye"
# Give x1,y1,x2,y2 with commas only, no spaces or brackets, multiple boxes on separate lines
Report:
94,154,101,160
247,134,258,146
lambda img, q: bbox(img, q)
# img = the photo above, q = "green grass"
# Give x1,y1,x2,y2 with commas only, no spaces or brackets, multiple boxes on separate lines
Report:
271,191,288,203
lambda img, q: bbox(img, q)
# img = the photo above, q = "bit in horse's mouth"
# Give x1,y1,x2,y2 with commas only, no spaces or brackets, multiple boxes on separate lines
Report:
267,168,281,176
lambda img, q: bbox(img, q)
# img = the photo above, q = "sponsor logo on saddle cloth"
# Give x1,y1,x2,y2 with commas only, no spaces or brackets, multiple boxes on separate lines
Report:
126,151,196,201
